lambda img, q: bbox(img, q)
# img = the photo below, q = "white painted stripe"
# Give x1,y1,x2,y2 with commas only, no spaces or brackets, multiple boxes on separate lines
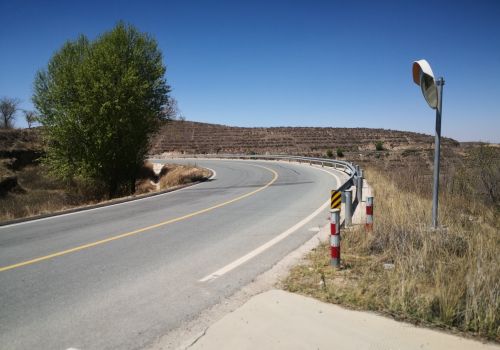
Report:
330,235,340,247
199,199,330,282
198,163,346,283
206,167,217,180
0,164,217,230
0,179,208,230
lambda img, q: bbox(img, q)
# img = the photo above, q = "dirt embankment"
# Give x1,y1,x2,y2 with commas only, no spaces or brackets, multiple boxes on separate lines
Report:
0,128,210,222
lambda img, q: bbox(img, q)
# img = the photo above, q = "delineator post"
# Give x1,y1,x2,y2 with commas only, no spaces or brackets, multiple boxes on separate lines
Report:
330,209,341,267
366,196,374,232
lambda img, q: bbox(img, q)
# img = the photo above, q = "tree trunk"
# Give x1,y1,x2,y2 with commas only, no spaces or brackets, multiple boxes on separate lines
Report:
130,176,136,195
109,179,117,199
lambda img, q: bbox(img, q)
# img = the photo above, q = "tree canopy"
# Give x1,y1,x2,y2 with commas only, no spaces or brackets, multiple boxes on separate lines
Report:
33,22,170,197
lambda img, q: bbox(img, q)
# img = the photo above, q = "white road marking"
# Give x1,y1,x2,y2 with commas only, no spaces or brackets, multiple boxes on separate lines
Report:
199,199,329,282
206,167,217,180
0,164,217,230
199,164,345,282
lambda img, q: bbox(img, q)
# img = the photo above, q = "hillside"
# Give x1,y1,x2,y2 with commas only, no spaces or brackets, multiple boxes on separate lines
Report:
149,120,459,156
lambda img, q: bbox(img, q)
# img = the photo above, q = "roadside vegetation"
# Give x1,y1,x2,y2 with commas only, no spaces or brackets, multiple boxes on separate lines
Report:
33,22,171,198
0,158,209,222
283,145,499,341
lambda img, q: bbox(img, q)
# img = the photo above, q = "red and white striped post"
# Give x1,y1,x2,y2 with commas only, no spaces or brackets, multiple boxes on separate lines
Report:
365,196,374,232
330,208,341,267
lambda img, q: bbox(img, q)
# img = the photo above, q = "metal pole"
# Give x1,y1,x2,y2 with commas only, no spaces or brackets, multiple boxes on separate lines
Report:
344,189,352,226
432,77,444,228
357,176,363,203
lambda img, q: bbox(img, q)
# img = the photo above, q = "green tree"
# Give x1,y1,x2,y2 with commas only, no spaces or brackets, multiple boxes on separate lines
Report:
33,23,170,197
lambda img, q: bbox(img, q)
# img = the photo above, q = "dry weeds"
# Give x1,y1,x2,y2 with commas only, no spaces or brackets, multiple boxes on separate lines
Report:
159,164,211,189
0,162,210,222
283,168,499,341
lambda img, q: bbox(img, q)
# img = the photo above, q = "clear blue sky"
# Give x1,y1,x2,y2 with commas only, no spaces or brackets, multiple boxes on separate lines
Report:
1,0,499,142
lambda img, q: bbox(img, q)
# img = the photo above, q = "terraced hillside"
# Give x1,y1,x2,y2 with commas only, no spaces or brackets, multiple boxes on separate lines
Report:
149,120,459,156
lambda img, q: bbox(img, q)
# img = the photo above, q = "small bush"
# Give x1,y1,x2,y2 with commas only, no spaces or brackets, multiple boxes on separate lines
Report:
336,148,344,157
375,141,384,151
326,149,333,158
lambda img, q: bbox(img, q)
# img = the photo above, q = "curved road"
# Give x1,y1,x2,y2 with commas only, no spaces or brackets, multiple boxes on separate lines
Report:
0,159,347,349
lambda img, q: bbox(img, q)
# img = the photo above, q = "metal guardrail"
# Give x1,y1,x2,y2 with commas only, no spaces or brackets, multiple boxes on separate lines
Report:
157,154,360,192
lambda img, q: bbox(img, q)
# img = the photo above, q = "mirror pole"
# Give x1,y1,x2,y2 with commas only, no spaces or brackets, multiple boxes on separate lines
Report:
432,77,445,228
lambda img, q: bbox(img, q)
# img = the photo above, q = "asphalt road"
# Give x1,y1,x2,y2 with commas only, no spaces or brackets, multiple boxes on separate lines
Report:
0,159,346,350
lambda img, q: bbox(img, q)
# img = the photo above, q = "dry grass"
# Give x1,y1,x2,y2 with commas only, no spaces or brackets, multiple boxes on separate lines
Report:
283,167,500,341
158,163,211,189
0,161,211,222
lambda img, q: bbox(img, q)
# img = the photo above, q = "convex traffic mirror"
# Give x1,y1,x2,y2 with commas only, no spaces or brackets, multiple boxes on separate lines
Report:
413,59,438,109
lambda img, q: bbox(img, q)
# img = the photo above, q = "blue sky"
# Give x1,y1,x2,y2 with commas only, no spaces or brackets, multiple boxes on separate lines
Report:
1,0,499,142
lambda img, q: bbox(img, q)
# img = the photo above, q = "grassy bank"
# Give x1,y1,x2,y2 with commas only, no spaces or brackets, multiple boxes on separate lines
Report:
0,162,210,222
283,166,499,341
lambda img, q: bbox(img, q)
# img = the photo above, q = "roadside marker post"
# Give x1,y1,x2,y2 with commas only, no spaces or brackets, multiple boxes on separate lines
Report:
344,189,352,226
366,196,374,232
330,209,341,268
330,190,341,210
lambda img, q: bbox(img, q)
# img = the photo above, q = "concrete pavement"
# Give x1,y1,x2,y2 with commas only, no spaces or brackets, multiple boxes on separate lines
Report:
188,289,498,350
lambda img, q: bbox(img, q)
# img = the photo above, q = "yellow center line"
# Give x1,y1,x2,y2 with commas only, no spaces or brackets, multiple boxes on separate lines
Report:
0,164,279,273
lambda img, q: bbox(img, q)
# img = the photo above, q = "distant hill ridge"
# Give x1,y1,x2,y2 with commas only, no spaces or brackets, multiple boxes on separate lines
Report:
149,120,459,156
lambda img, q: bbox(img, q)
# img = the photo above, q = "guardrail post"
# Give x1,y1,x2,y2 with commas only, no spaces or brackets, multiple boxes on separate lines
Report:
344,189,352,226
330,209,341,267
365,196,374,232
357,176,363,203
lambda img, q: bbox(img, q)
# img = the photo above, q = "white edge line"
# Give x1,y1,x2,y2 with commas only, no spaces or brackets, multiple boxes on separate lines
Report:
206,167,217,180
199,164,344,282
0,162,217,230
199,200,330,282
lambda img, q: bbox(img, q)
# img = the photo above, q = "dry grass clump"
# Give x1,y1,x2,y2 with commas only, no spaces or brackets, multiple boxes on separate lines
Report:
0,165,107,221
284,168,499,341
158,164,210,189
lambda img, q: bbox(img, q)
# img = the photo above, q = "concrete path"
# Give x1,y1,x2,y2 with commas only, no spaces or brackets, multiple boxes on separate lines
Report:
189,289,498,350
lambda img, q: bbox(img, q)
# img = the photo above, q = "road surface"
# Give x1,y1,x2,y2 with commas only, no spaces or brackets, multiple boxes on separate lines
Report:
0,159,345,349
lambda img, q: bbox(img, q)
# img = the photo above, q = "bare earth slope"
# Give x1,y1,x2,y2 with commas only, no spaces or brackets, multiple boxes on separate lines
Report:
149,120,459,156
